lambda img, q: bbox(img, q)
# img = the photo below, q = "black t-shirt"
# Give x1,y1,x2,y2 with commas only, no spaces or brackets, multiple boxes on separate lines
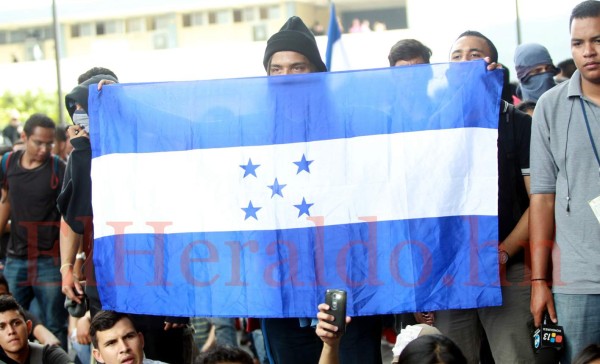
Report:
497,102,531,243
0,342,72,364
0,150,65,258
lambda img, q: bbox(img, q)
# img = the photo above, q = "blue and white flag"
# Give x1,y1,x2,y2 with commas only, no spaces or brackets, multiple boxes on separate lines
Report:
325,2,349,71
89,61,503,318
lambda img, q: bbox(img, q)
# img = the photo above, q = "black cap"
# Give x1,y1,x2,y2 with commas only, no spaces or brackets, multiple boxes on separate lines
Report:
263,16,327,73
65,74,118,121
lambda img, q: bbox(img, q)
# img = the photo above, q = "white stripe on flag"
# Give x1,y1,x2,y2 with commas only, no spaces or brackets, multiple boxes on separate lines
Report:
92,127,497,238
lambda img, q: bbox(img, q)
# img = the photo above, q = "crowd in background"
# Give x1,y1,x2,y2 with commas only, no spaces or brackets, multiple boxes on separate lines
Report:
0,0,600,364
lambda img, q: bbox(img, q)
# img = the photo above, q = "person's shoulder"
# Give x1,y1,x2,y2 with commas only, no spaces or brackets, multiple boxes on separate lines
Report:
39,343,73,364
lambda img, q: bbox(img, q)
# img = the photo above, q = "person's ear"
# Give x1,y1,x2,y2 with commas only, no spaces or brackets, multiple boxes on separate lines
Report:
92,348,104,363
26,320,32,335
139,332,144,349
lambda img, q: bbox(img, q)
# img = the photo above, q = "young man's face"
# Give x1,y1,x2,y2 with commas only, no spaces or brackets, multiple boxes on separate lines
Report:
571,16,600,85
268,51,314,76
449,36,491,62
92,318,145,364
23,126,55,163
0,310,31,357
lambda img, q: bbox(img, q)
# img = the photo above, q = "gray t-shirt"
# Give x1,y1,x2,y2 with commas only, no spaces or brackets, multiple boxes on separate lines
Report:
531,70,600,294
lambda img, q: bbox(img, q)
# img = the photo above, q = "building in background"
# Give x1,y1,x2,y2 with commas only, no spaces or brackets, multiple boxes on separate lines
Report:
0,0,580,98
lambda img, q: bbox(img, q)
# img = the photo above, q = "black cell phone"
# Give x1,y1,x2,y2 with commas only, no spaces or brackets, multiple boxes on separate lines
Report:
325,289,347,335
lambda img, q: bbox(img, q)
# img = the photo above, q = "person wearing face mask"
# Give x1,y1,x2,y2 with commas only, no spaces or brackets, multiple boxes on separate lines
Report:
60,72,193,364
514,43,560,103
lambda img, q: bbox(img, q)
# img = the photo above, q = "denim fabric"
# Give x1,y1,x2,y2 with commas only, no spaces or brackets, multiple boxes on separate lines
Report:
554,293,600,364
4,256,68,349
210,317,238,347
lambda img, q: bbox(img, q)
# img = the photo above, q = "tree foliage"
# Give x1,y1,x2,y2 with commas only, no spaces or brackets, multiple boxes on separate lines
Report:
0,89,60,128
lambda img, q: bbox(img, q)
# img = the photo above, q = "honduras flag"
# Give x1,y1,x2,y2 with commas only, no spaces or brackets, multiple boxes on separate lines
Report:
89,61,503,318
325,2,349,71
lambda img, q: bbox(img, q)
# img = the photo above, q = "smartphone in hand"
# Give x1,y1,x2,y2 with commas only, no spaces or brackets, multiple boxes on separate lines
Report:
325,289,347,335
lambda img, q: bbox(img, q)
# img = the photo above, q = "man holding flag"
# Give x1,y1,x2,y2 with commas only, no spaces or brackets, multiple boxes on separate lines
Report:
434,31,535,364
260,16,383,364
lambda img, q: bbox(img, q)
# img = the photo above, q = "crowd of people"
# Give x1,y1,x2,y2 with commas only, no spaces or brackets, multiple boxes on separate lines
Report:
0,0,599,363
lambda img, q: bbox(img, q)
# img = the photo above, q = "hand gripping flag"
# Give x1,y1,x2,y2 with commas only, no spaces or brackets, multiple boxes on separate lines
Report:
89,61,503,318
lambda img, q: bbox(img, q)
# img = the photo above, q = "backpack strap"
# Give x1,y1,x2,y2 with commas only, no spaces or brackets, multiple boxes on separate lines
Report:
51,154,60,190
1,152,13,190
501,100,518,161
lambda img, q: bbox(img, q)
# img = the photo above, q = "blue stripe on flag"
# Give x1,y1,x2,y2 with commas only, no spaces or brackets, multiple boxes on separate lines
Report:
325,3,341,71
93,215,500,317
90,60,504,317
88,61,502,157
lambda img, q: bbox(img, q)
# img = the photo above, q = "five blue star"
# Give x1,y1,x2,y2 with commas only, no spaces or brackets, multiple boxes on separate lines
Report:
293,154,313,174
268,178,287,198
294,197,314,217
240,158,260,178
242,201,261,220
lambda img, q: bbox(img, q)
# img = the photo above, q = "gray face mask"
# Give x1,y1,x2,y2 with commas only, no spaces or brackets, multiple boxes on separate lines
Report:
521,72,556,102
72,110,89,130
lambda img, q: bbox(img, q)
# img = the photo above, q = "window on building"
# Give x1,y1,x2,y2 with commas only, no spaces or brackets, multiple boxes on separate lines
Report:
152,15,172,30
233,9,242,23
0,32,7,45
71,24,80,38
244,8,255,22
96,22,106,36
105,20,125,34
183,12,203,27
9,30,26,44
259,5,279,20
182,14,192,27
208,10,230,24
80,23,93,36
127,17,146,33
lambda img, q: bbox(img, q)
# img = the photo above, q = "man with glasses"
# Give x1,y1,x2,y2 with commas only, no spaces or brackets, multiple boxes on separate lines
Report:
0,113,68,349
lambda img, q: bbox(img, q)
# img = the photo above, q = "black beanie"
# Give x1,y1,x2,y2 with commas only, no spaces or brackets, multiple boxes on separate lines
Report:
263,16,327,73
65,74,118,121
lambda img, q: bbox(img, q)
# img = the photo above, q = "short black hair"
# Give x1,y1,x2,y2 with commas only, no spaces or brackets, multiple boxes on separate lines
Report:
0,295,26,321
195,345,254,364
23,113,55,137
397,334,467,364
517,100,536,114
77,67,118,84
388,39,432,66
55,125,67,143
570,0,600,28
557,58,577,78
90,310,137,348
455,30,498,63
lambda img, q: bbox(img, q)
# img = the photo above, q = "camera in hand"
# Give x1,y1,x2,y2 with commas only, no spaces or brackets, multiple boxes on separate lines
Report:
325,289,347,335
532,313,564,364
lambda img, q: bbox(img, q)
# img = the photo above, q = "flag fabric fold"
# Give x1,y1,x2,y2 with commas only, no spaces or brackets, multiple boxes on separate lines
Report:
89,61,503,318
325,2,341,71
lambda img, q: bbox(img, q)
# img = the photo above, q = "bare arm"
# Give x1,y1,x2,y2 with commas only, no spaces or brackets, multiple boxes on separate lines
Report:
60,218,84,302
33,323,61,346
529,193,556,327
0,188,10,236
316,303,351,364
